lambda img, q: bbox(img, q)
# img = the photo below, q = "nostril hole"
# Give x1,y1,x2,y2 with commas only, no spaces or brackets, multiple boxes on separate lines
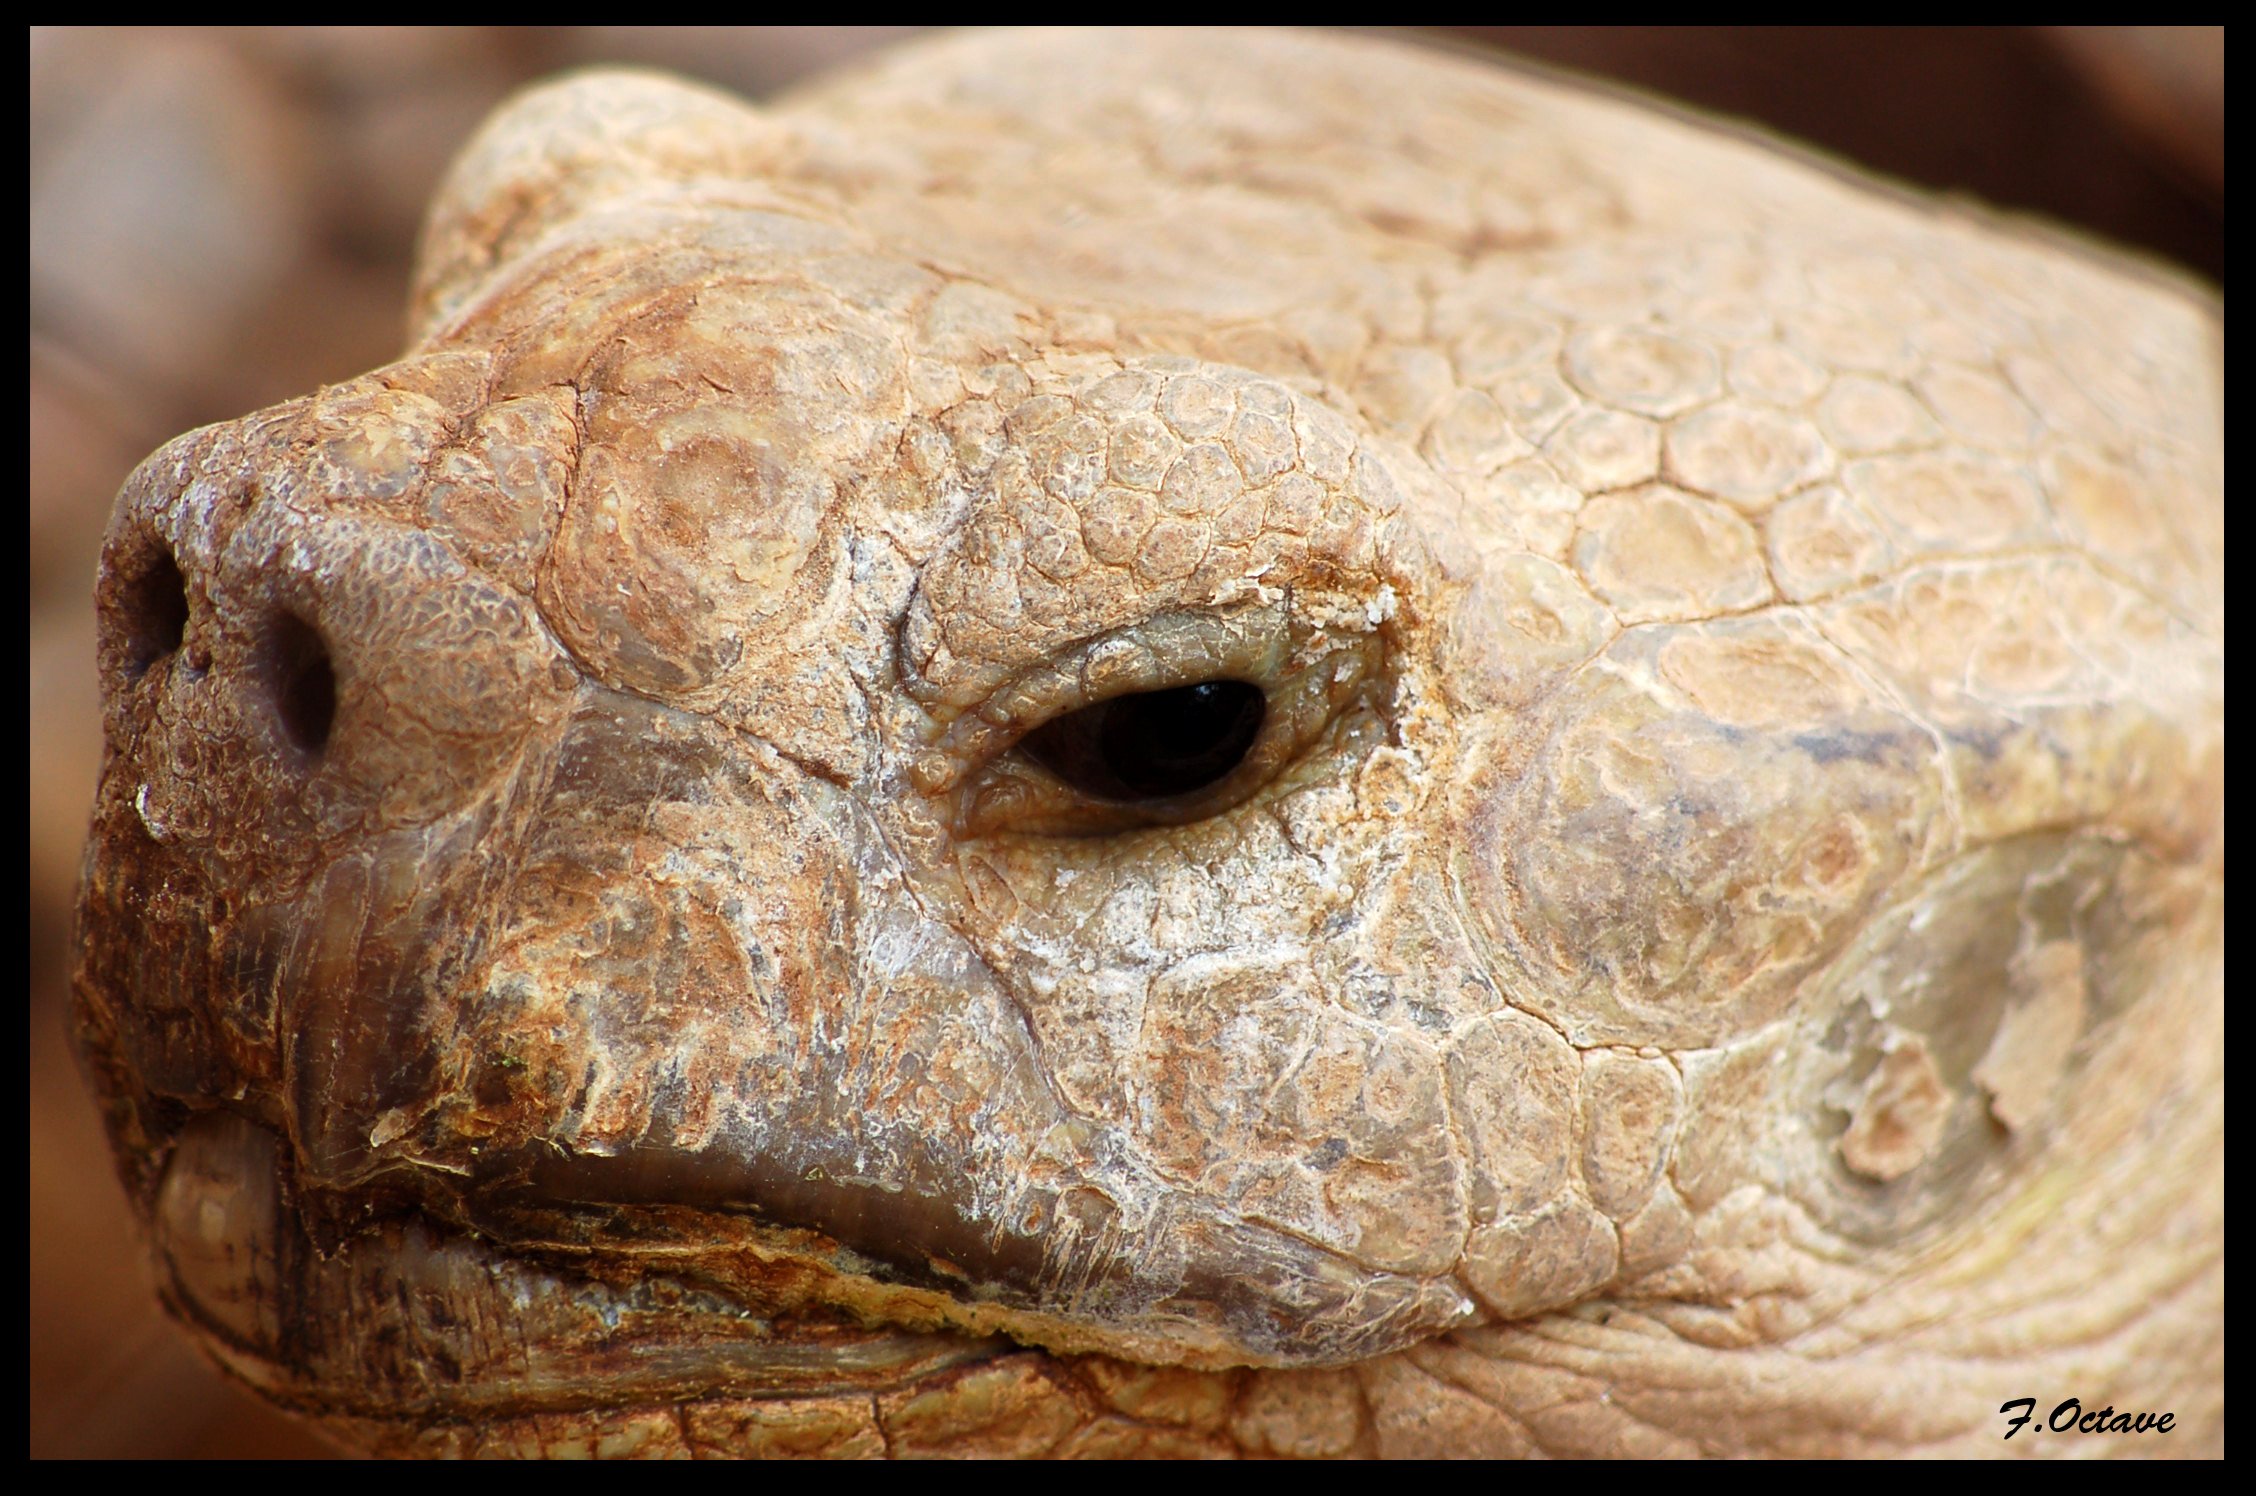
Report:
264,613,336,757
123,549,190,678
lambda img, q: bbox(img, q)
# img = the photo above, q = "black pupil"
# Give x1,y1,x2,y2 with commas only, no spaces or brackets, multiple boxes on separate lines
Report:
1025,680,1266,802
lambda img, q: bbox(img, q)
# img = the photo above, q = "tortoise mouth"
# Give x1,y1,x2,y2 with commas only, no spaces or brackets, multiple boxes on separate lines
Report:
151,1111,1014,1428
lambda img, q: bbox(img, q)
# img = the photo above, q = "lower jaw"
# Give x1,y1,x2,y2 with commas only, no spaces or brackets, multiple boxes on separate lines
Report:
296,1350,1252,1459
150,1111,1019,1436
150,1110,1267,1456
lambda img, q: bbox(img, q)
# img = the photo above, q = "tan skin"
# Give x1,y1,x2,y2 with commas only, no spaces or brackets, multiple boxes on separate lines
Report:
74,32,2220,1456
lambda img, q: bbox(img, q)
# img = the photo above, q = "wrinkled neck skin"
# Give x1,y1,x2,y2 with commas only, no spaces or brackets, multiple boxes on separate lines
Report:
74,33,2222,1458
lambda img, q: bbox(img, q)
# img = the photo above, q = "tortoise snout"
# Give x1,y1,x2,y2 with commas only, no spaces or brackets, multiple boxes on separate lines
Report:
82,387,582,1188
102,500,339,774
96,394,577,850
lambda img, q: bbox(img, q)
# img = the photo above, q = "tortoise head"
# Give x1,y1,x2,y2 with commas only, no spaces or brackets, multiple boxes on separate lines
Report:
76,40,2222,1457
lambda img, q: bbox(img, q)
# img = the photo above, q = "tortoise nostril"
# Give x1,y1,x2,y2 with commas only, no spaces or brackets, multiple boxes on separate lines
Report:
264,612,336,757
122,548,190,679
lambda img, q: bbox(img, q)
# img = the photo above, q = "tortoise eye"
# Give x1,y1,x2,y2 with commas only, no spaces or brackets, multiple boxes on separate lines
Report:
1021,679,1266,804
948,614,1385,839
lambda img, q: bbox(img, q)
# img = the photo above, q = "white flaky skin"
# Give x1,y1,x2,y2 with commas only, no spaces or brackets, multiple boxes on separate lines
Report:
77,30,2220,1457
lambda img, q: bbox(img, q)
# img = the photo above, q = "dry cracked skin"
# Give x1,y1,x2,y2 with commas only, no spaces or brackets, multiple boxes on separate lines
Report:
73,29,2223,1458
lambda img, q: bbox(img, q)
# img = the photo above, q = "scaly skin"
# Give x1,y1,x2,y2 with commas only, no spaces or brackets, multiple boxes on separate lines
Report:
76,30,2222,1457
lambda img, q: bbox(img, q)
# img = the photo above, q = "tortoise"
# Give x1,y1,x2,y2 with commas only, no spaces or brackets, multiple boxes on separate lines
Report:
74,29,2223,1457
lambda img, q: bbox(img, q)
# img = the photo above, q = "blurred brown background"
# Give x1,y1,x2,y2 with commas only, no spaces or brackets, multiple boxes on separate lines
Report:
28,26,2222,1460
